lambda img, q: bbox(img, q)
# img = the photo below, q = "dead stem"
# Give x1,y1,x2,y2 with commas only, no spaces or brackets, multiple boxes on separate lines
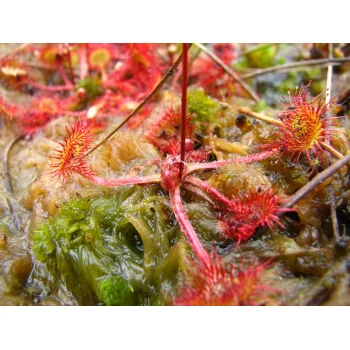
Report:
194,43,261,102
242,57,350,79
87,45,191,156
319,141,343,159
235,106,283,127
174,46,201,85
325,43,340,241
3,135,24,231
282,153,350,209
328,185,341,240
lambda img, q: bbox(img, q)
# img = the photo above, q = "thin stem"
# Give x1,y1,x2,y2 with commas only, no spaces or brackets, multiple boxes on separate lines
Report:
328,185,340,240
3,135,24,231
325,44,333,106
179,43,189,179
85,173,161,187
3,136,23,193
169,185,212,269
325,43,340,241
242,57,350,79
86,45,191,156
236,106,283,127
282,153,350,209
194,43,261,102
319,141,343,159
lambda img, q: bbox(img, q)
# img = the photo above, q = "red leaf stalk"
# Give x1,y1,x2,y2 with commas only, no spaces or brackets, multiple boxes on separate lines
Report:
169,185,212,269
185,149,277,175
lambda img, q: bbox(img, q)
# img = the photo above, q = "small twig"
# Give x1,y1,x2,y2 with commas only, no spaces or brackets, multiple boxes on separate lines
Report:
3,136,24,192
0,43,30,61
235,106,283,127
3,135,24,231
194,43,261,102
319,141,343,159
242,57,350,79
173,46,202,86
328,185,341,240
87,45,191,156
282,153,350,209
325,44,334,107
325,43,340,241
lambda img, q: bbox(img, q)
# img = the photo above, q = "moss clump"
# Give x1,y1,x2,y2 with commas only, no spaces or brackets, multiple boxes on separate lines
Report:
187,88,219,126
32,224,56,262
31,185,192,305
98,276,137,306
32,189,145,305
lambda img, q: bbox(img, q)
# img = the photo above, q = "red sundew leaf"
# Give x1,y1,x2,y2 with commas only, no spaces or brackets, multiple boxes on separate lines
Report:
0,96,50,135
48,118,96,183
213,43,236,65
174,254,278,306
218,188,291,244
146,105,195,156
0,96,27,119
104,44,163,102
260,83,341,167
87,44,120,70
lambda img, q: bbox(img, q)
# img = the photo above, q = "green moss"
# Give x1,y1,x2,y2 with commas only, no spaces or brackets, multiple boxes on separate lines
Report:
31,186,188,305
32,224,56,262
98,276,137,306
187,88,219,126
247,44,281,68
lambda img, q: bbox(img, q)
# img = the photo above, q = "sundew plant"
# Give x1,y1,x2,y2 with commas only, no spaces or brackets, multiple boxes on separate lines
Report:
0,43,350,306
